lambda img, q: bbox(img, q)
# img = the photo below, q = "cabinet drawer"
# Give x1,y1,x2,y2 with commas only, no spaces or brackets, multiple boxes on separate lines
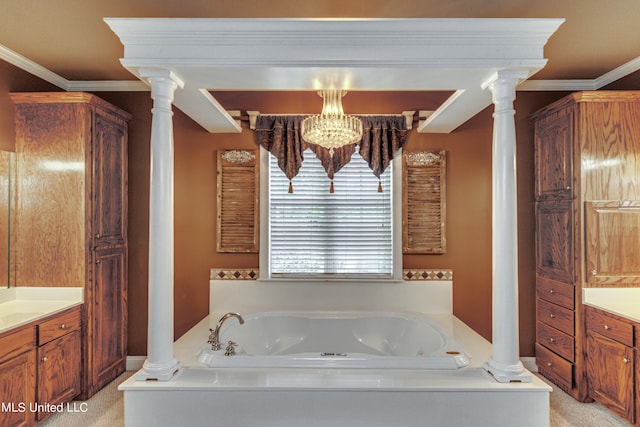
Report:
537,298,574,335
0,326,36,363
536,276,574,309
585,307,633,347
536,343,573,391
536,321,575,362
38,306,81,345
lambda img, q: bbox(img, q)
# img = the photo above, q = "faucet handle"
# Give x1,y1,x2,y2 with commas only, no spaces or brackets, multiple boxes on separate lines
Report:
207,328,215,345
224,341,238,356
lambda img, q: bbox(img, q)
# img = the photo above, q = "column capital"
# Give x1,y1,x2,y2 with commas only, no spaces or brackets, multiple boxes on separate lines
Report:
481,69,530,91
139,68,185,89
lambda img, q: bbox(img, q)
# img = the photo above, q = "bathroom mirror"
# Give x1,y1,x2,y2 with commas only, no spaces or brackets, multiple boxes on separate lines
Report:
0,150,15,288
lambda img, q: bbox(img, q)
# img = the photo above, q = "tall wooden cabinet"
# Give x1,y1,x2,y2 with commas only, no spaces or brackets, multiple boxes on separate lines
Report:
532,91,640,402
11,92,130,399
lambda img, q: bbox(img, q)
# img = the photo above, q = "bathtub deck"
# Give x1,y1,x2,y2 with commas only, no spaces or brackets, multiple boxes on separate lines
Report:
120,314,551,427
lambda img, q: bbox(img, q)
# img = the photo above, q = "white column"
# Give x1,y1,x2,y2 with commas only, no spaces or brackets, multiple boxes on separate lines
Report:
482,70,532,383
136,69,184,381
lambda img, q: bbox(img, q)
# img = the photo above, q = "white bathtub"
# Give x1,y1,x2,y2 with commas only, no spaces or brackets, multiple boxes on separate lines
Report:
196,311,470,369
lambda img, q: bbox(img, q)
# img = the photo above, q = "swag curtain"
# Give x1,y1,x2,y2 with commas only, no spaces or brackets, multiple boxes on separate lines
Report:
255,115,408,191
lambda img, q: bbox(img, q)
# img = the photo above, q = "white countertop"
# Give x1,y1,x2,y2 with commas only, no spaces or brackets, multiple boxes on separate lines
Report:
0,287,83,333
583,287,640,322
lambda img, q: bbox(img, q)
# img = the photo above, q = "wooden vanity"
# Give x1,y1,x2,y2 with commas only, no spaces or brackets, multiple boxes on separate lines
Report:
0,92,131,423
0,289,83,426
582,290,640,426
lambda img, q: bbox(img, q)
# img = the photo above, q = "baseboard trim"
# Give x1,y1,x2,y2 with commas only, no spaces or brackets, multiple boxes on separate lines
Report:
126,356,146,371
521,357,538,372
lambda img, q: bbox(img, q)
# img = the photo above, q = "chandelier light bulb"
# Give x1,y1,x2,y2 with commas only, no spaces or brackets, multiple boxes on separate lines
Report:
301,89,363,156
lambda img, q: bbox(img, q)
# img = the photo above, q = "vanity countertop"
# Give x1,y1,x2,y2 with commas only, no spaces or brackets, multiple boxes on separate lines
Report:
582,287,640,323
0,287,83,334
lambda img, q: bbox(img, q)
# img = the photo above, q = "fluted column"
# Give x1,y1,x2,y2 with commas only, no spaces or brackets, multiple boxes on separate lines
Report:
483,70,532,383
136,69,184,381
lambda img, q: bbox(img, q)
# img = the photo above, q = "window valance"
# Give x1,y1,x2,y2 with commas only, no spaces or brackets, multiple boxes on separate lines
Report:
255,115,408,192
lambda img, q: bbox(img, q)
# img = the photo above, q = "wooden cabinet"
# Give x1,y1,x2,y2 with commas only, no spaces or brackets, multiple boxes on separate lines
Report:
0,327,36,427
585,306,635,424
11,92,130,399
535,200,577,283
534,110,574,201
585,201,640,286
36,307,82,421
89,247,127,393
532,91,640,402
0,306,81,426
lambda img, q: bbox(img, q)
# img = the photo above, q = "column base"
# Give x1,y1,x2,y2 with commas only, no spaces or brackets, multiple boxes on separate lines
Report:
136,358,183,381
483,360,532,383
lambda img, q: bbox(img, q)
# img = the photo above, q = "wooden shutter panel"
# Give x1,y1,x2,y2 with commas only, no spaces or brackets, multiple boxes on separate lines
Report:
216,149,259,253
403,150,446,254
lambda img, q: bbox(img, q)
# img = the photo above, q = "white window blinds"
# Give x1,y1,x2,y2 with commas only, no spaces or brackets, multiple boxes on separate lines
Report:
269,148,392,277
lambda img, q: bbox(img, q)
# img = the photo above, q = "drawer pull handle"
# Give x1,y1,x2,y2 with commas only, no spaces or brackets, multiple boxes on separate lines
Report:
549,314,556,319
549,289,555,294
566,186,571,190
59,324,66,330
549,338,555,343
623,358,630,364
95,233,101,239
41,356,48,362
546,362,553,367
591,270,597,276
603,325,611,330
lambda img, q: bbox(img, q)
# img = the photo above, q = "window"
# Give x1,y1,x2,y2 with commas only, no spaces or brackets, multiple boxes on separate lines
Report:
267,148,394,278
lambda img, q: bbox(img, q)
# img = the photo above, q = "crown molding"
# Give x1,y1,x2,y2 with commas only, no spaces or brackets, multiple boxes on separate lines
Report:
518,79,597,91
594,55,640,89
0,43,149,92
0,44,68,90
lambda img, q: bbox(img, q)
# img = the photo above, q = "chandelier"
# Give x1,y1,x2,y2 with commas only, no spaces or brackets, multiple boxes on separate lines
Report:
301,89,363,156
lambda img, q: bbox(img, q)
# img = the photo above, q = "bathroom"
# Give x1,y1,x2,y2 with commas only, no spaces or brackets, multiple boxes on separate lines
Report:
1,5,640,427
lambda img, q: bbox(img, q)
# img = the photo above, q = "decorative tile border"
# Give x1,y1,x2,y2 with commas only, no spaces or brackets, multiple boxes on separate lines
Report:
403,269,453,281
210,268,259,280
210,268,451,281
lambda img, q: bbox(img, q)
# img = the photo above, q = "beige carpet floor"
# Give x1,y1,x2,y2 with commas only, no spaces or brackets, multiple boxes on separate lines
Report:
39,371,631,426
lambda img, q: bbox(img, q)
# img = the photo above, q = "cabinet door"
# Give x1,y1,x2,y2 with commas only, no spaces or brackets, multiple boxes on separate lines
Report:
586,332,635,422
536,199,576,283
87,247,127,395
92,108,128,247
0,351,36,427
37,330,81,420
534,111,574,201
585,201,640,285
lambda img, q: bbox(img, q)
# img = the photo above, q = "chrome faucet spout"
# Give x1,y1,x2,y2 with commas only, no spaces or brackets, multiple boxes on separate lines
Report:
208,312,245,351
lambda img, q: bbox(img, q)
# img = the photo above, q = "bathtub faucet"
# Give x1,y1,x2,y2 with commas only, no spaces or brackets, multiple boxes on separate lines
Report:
208,312,245,351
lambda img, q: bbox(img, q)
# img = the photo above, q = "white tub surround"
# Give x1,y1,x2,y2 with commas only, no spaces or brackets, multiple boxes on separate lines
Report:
583,288,640,322
483,71,532,383
0,287,83,333
122,313,550,427
136,69,184,382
